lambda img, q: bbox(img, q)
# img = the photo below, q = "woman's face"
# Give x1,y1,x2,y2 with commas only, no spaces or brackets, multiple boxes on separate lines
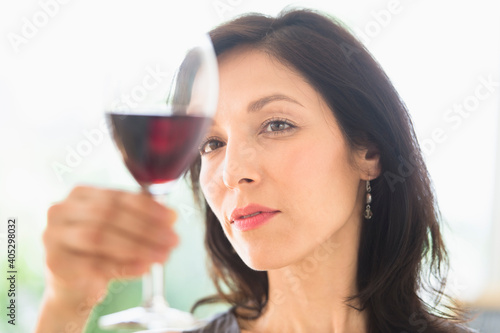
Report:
199,47,368,270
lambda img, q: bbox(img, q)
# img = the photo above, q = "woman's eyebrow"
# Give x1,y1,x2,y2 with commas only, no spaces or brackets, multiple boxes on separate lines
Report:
247,94,304,113
208,94,304,130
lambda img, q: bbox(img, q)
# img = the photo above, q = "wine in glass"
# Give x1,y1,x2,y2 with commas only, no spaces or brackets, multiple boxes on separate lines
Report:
98,33,218,331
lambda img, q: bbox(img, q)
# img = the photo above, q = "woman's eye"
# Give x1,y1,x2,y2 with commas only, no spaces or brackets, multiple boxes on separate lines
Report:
199,119,295,156
263,119,295,133
199,138,225,155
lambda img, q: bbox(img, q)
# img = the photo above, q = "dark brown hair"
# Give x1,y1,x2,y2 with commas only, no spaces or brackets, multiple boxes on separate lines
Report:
188,8,466,332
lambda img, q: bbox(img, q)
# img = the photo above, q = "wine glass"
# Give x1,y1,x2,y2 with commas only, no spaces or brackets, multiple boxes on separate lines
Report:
98,32,218,331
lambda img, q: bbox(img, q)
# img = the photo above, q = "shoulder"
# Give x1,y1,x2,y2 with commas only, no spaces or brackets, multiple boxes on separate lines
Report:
182,309,240,333
450,325,478,333
424,313,479,333
450,326,478,333
438,321,479,333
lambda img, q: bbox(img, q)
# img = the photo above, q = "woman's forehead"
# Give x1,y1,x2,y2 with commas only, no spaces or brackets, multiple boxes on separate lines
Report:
216,48,318,109
217,46,301,81
209,48,339,134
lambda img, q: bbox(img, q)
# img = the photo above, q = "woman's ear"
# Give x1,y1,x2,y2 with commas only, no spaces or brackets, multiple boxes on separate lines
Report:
355,144,381,180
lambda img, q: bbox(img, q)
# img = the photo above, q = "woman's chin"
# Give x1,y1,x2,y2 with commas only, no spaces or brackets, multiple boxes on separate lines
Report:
237,251,292,272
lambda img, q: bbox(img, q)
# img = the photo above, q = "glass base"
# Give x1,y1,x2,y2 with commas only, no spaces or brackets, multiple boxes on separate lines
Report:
98,306,206,331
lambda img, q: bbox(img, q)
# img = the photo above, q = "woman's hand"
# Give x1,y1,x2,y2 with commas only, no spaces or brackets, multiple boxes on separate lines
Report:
35,185,179,332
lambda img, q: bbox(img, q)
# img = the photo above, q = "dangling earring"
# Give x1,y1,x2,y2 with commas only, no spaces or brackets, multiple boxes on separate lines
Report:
364,180,373,220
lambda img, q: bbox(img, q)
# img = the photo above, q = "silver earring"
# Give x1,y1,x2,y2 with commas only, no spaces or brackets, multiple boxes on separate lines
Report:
364,180,373,220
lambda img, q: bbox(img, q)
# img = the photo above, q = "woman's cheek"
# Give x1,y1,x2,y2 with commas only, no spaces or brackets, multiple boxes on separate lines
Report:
270,140,318,180
199,163,215,203
200,159,224,211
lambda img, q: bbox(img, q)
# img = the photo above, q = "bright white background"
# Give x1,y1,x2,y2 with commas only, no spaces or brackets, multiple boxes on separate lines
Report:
0,0,499,332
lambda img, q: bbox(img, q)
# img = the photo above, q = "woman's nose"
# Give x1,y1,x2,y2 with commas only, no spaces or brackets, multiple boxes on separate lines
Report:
221,139,259,190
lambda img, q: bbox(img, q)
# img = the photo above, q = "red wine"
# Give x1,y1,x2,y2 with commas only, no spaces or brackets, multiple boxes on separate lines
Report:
107,113,211,185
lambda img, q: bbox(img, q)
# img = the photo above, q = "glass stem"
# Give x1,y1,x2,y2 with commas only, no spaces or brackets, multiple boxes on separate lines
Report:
141,189,170,310
142,263,169,310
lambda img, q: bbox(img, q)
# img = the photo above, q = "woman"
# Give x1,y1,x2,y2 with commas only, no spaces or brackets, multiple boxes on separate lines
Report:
35,9,474,333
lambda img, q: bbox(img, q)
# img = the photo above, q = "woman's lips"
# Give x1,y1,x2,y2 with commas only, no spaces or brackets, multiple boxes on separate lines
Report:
231,211,280,231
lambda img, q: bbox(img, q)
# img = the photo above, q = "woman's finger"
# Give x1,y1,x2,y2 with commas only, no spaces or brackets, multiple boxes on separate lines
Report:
63,186,178,248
